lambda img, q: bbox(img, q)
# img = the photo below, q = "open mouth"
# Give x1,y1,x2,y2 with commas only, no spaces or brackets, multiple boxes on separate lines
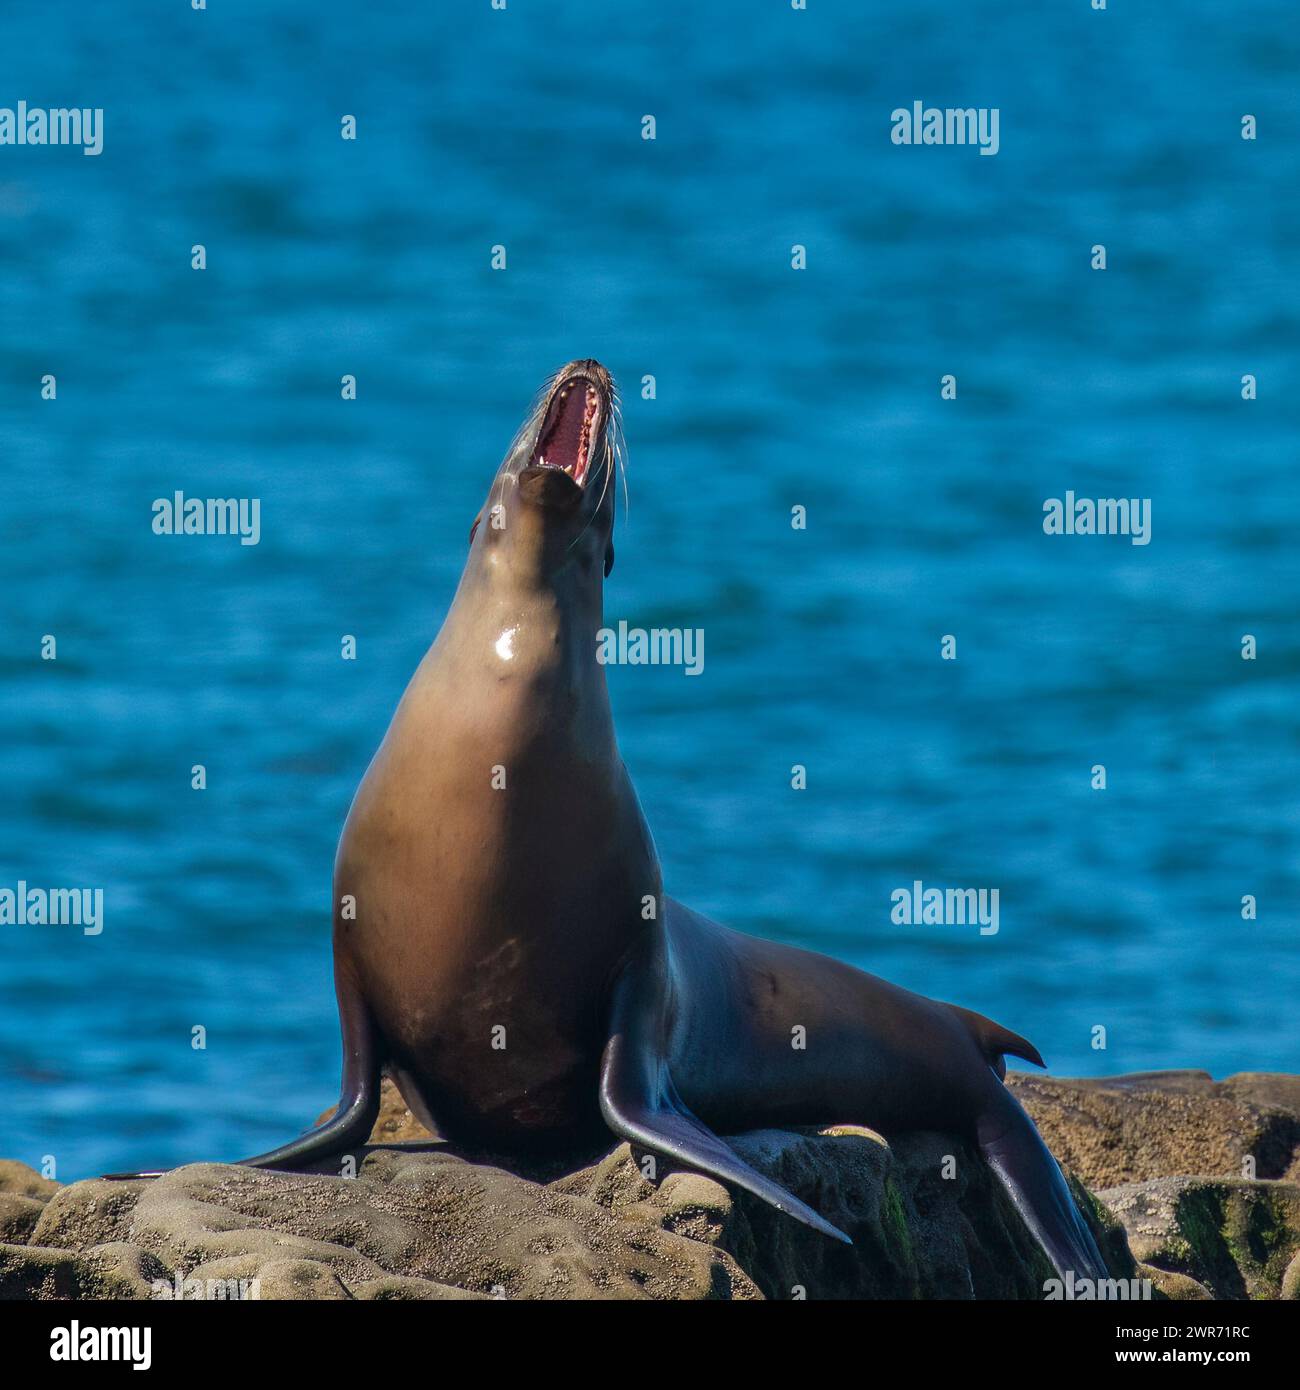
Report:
528,375,602,488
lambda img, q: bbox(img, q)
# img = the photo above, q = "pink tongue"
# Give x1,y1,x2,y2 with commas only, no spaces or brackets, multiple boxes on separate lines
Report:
540,386,589,475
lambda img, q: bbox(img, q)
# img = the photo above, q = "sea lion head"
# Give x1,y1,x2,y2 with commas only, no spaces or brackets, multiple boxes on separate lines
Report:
468,358,621,592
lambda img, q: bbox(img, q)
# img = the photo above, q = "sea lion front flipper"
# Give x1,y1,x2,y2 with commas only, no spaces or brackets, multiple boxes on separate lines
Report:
235,965,382,1170
101,964,383,1181
598,955,852,1245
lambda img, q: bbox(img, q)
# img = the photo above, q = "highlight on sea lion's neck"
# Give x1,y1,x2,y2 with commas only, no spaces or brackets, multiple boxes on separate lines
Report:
467,358,620,603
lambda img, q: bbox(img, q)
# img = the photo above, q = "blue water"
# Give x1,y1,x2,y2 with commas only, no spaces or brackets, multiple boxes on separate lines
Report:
1,2,1297,1180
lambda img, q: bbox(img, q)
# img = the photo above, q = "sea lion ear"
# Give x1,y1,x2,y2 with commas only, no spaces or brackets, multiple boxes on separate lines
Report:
469,515,481,546
604,540,615,577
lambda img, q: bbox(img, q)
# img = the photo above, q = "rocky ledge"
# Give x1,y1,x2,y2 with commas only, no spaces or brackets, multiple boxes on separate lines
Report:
2,1069,1297,1301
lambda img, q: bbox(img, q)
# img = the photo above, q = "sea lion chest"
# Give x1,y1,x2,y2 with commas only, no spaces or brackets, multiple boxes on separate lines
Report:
331,651,657,1146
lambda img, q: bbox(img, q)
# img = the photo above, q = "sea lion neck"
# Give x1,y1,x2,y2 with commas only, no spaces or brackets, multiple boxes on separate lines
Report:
448,564,605,684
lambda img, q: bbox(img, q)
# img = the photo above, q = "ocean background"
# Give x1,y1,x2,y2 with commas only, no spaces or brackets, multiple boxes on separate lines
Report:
1,1,1297,1180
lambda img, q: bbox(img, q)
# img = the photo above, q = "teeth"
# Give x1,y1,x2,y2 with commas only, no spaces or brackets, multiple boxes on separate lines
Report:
528,380,602,480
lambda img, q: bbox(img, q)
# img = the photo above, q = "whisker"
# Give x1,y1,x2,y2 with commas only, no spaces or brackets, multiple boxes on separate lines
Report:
610,393,630,525
566,382,626,558
566,440,615,556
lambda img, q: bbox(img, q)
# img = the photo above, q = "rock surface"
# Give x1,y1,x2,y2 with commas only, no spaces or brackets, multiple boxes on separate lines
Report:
1101,1176,1300,1301
1010,1070,1300,1301
1009,1070,1300,1188
3,1070,1296,1300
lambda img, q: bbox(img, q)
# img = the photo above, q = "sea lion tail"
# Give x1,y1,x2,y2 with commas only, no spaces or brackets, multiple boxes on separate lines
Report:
976,1086,1109,1284
950,1004,1045,1079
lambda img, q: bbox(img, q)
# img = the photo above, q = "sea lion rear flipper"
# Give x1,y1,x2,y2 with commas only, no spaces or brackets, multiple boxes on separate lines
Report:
977,1087,1109,1282
598,956,852,1245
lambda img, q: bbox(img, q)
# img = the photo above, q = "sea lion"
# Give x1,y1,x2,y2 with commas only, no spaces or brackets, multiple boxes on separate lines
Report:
111,359,1106,1280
